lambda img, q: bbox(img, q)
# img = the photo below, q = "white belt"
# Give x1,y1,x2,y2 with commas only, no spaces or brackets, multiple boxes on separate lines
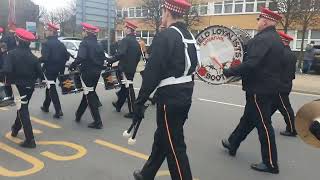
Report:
158,75,192,88
121,72,133,88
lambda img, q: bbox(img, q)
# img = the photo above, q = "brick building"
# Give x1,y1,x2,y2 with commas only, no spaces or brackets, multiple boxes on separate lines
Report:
116,0,320,51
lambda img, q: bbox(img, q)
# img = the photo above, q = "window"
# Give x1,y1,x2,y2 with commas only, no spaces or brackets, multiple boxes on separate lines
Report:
200,4,208,15
224,0,233,13
129,7,135,17
268,1,278,11
256,1,267,12
191,5,199,15
136,7,142,17
136,31,142,37
235,0,244,13
296,30,309,49
214,2,223,14
297,30,309,39
311,31,320,39
123,9,128,18
117,9,122,18
142,31,148,38
142,8,148,17
245,0,255,12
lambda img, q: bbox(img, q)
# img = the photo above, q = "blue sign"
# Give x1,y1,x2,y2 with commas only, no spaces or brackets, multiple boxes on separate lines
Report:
76,0,116,28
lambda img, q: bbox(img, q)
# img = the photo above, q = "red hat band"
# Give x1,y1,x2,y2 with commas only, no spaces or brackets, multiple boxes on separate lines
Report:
125,21,138,30
278,31,293,44
0,27,3,33
164,0,191,14
81,22,99,33
259,7,282,22
15,28,36,42
47,23,59,31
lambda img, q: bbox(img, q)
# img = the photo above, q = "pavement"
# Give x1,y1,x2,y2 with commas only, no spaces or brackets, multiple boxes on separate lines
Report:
0,74,319,180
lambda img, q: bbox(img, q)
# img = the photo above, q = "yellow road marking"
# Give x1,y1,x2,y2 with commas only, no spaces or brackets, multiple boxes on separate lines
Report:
0,142,44,177
94,139,149,160
5,131,87,161
39,141,87,161
94,139,199,179
31,117,61,129
0,107,9,111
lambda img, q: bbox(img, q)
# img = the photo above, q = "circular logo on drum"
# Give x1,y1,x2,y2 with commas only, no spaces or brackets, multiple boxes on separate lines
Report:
196,25,244,85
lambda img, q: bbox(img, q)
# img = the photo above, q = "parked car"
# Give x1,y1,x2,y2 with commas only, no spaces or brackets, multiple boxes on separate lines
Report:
310,45,320,74
59,39,81,67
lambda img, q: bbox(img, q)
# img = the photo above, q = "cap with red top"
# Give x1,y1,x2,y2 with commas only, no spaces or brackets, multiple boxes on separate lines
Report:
47,23,59,31
0,27,3,33
15,28,36,42
164,0,191,14
259,7,282,22
125,21,138,30
81,22,100,33
278,31,294,44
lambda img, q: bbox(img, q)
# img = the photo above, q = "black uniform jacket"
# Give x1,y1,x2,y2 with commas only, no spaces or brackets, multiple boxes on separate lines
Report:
1,46,42,86
279,46,297,93
72,35,106,73
228,26,285,94
40,36,69,75
109,34,141,75
135,22,198,106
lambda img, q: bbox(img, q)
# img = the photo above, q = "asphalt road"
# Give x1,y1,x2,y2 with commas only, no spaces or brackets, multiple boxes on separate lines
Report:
0,75,319,180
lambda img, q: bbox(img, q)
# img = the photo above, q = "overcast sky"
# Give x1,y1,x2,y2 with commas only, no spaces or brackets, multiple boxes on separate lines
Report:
32,0,73,11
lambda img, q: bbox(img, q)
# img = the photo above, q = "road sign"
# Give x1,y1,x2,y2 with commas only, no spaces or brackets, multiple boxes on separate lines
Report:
76,0,116,29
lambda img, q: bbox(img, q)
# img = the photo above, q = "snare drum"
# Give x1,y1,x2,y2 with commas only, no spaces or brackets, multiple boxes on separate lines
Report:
59,71,83,95
0,83,14,107
101,67,121,90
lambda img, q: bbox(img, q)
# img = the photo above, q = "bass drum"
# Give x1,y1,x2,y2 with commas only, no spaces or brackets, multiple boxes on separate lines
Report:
231,26,252,47
195,25,245,85
59,71,83,95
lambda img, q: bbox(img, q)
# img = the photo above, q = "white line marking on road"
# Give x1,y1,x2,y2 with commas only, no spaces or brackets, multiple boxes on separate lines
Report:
198,98,245,108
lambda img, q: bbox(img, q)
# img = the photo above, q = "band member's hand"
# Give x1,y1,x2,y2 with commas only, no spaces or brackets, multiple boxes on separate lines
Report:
223,68,233,78
134,103,146,120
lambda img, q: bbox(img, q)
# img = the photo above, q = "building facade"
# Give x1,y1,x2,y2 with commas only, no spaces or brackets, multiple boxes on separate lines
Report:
116,0,320,51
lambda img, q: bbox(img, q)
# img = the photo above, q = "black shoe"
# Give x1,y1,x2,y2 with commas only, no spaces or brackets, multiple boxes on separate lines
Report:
133,170,144,180
75,116,81,123
280,130,297,137
124,113,134,119
112,102,120,112
41,106,49,113
11,127,19,137
98,101,103,108
20,139,36,149
250,162,279,174
88,122,103,129
222,139,236,156
53,111,63,119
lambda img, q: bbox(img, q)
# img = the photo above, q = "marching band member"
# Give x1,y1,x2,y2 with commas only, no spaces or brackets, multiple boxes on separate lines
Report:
107,21,141,119
133,0,199,179
69,23,105,129
0,26,3,40
1,28,43,148
222,8,284,174
40,23,70,119
271,32,297,137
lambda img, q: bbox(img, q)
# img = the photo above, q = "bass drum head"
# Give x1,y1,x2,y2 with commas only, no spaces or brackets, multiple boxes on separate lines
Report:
196,25,244,85
231,26,252,46
295,100,320,148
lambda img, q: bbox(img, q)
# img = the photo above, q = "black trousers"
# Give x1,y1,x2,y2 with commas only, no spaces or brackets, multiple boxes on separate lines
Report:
75,71,102,124
12,85,35,142
141,103,193,180
115,72,135,113
42,72,62,113
228,93,278,169
271,93,296,133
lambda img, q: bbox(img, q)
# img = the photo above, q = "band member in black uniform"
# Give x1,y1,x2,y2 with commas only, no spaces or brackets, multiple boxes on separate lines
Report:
40,23,69,119
133,0,200,179
1,28,42,148
222,8,284,174
0,27,17,51
69,23,105,129
0,27,3,41
271,31,297,137
107,21,141,119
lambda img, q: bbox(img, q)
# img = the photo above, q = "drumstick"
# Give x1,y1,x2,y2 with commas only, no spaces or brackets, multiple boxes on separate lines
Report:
210,56,223,69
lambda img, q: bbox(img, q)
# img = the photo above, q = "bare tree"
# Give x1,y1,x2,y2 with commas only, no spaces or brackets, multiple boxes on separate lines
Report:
184,0,201,29
272,0,301,33
297,0,320,69
140,0,162,33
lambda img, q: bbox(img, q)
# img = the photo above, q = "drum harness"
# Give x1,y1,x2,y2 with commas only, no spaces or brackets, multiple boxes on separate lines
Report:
157,26,201,88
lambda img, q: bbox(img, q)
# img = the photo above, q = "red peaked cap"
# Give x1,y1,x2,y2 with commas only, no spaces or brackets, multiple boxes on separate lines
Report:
164,0,191,14
125,21,138,30
47,23,59,31
0,27,3,33
278,31,294,43
15,28,36,42
81,22,100,33
259,7,282,22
